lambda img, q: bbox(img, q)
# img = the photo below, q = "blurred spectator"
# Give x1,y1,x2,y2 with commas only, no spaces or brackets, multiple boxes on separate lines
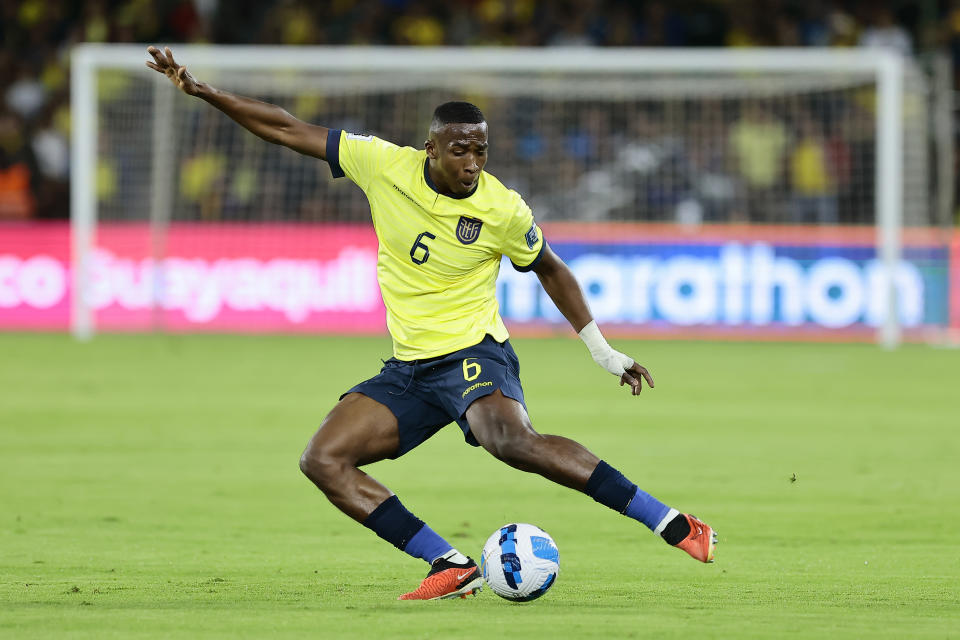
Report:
774,12,802,46
181,151,227,220
824,116,853,220
393,1,446,46
826,5,860,46
944,0,960,86
30,100,70,219
635,1,686,47
789,112,837,224
546,2,603,47
6,61,47,120
858,6,912,55
798,1,832,46
729,103,788,221
725,7,764,47
262,0,322,45
684,101,739,223
0,109,38,220
83,0,111,43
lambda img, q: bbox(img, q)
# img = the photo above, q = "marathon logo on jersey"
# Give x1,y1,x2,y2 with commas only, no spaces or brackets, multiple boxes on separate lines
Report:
456,216,483,245
525,222,539,249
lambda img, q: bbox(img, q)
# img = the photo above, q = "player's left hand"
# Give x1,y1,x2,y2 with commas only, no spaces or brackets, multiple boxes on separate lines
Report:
587,344,654,396
620,361,654,396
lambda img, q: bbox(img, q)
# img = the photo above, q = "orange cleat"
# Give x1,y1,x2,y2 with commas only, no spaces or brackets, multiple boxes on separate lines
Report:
398,556,483,600
673,514,718,563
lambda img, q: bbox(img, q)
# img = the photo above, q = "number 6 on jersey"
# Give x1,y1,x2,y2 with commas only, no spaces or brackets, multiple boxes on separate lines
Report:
410,231,435,265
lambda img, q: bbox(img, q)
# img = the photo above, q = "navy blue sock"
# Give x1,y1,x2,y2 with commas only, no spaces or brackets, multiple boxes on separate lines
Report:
586,461,672,532
362,495,452,564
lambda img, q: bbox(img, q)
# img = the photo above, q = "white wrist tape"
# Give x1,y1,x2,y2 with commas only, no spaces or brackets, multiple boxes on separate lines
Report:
578,320,634,377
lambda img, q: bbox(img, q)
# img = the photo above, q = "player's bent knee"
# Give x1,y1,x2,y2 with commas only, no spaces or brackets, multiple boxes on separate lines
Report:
298,445,347,490
298,449,317,480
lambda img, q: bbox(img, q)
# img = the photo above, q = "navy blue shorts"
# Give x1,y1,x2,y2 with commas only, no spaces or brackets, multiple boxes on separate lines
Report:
342,335,526,459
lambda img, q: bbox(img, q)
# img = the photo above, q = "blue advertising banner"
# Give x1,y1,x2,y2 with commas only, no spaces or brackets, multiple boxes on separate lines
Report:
497,227,950,337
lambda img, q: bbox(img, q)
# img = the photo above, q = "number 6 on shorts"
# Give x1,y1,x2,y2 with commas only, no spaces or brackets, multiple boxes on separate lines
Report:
462,358,481,381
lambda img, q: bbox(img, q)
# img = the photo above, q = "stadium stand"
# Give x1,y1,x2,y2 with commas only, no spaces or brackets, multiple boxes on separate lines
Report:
0,0,954,223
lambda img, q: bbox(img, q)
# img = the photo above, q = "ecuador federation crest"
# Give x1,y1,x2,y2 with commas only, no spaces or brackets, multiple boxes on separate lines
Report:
456,216,483,245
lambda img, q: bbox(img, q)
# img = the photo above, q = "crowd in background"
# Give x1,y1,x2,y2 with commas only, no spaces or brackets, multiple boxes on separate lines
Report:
0,0,955,224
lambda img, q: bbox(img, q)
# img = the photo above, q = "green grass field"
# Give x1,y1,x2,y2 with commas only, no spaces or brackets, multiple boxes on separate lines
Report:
1,334,958,639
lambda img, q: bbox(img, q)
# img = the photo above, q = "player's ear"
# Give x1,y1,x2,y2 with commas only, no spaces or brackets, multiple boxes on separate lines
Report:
424,138,437,159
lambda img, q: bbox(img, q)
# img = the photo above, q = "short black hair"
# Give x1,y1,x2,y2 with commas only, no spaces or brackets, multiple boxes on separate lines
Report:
430,101,485,132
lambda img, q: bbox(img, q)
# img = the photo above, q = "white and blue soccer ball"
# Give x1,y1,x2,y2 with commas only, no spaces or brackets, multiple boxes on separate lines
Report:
480,523,559,602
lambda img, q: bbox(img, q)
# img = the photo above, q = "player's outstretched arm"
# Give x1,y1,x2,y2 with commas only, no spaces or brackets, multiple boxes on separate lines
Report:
145,46,329,159
533,244,654,395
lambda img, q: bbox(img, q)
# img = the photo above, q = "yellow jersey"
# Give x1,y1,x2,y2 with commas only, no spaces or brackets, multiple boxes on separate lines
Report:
327,129,545,360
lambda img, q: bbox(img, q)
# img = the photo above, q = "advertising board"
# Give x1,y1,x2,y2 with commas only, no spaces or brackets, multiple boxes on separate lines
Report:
0,222,953,340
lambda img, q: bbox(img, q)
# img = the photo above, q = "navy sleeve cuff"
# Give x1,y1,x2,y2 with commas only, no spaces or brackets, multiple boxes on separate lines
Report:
326,128,344,178
511,241,547,273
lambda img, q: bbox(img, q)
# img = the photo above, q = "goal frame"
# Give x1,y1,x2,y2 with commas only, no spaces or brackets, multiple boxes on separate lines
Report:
70,44,906,346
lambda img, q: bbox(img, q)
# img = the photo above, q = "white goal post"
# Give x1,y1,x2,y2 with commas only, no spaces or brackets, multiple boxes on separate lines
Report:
71,44,914,346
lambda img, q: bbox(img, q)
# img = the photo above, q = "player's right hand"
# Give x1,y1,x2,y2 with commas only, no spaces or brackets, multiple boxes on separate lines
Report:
146,46,199,96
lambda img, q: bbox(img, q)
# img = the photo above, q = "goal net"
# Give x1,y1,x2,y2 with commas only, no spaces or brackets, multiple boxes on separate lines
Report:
71,45,951,344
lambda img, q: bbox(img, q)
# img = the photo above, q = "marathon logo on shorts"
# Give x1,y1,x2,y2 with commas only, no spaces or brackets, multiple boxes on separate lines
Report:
525,222,539,249
456,216,483,245
462,381,493,398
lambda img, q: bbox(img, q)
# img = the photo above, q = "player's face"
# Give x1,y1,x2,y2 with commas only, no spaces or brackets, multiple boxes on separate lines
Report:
426,122,488,196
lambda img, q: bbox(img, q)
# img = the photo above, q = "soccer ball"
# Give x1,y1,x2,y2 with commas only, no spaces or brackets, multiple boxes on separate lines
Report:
480,523,559,602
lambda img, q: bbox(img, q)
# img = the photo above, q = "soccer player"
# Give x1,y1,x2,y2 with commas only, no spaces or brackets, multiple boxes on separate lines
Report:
147,46,717,600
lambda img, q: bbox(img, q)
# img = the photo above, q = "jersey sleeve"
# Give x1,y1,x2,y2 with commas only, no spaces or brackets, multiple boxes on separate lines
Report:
502,193,546,272
325,129,400,191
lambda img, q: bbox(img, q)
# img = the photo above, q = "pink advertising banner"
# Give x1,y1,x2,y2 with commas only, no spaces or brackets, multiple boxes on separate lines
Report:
0,223,70,330
0,222,385,332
